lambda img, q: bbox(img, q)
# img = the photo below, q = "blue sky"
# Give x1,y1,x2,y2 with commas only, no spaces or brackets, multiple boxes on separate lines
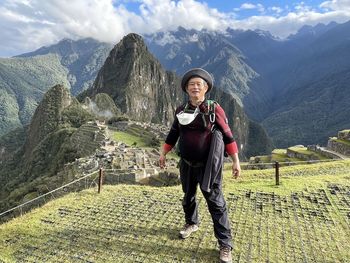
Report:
122,0,328,18
0,0,350,57
203,0,326,15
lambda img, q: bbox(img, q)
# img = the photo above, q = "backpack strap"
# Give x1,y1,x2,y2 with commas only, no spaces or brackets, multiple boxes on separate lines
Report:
207,100,217,124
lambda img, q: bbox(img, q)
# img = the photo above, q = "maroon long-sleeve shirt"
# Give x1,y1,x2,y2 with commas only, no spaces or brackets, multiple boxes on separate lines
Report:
164,100,238,162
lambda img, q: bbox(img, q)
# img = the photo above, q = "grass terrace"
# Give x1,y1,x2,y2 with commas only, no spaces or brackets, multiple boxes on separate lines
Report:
271,148,300,162
331,138,350,146
287,146,329,160
1,160,350,262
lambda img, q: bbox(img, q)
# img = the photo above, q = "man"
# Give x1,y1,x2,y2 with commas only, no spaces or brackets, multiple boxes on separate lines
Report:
159,68,241,263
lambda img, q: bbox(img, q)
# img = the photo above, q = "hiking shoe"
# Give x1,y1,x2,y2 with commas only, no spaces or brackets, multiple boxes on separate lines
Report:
179,224,199,239
219,245,232,263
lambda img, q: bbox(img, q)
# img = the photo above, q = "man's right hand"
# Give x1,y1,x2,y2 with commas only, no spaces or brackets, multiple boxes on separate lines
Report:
159,154,166,169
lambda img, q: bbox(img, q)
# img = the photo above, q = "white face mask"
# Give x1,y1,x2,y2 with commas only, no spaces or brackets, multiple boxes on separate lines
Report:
176,107,199,125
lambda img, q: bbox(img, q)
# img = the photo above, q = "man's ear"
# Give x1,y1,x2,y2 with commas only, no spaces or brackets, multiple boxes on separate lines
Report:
204,84,209,93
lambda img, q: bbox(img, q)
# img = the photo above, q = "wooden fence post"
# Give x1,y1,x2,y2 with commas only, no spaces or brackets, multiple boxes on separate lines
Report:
275,161,280,185
98,168,104,193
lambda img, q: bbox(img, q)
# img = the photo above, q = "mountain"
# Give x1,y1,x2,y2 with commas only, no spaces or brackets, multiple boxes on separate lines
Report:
249,21,350,147
0,84,105,212
145,22,350,147
144,27,258,104
17,38,112,95
79,33,184,127
0,38,112,137
0,54,71,136
0,33,272,215
80,33,272,156
287,21,338,41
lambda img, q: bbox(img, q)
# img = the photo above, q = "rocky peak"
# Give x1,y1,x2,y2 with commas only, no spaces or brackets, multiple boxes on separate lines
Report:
24,84,72,158
82,33,184,126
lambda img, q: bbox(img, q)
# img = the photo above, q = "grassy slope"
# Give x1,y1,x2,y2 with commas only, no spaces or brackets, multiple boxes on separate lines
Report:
1,160,350,262
0,129,350,262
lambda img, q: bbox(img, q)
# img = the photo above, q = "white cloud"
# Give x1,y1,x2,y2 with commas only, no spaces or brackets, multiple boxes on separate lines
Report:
232,9,350,38
270,6,283,14
294,2,313,12
0,0,234,56
0,0,350,56
320,0,350,10
234,3,265,13
241,3,257,10
137,0,233,32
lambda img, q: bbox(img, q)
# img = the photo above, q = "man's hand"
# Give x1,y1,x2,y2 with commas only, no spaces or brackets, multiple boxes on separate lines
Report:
230,152,241,179
159,154,166,169
232,161,241,179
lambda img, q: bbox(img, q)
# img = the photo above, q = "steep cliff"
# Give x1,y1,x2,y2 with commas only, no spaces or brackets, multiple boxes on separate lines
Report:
80,33,184,127
0,85,101,212
23,84,72,159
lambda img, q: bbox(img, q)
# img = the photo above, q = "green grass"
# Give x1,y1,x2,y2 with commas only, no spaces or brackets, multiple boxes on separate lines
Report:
254,155,271,162
271,148,301,162
112,130,149,147
288,146,328,160
225,161,350,195
1,160,350,262
332,138,350,146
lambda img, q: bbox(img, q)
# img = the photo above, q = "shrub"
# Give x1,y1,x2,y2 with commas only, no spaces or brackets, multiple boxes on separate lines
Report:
107,115,129,124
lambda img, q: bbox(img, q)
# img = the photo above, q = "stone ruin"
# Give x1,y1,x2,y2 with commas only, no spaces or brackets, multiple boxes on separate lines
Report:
110,120,169,139
338,130,350,141
327,130,350,157
60,121,179,185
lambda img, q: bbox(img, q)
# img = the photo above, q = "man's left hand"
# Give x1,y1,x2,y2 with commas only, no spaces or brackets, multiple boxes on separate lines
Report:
232,162,241,179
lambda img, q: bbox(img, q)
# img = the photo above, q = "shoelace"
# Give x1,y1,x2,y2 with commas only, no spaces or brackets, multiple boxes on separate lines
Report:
183,224,191,231
220,246,230,257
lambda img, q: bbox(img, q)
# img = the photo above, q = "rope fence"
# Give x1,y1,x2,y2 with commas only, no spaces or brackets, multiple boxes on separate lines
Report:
0,169,102,221
1,157,349,222
240,157,350,168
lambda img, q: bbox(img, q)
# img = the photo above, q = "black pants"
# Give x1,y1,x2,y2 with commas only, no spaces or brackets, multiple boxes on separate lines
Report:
180,159,232,248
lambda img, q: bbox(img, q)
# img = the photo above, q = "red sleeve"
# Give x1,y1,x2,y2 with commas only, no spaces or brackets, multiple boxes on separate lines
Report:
225,141,238,155
215,104,236,145
163,143,174,153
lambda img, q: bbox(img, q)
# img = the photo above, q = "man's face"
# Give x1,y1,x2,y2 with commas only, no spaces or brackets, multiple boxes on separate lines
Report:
186,77,208,99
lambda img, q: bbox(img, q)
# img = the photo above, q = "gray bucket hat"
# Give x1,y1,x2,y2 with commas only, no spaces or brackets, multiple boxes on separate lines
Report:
181,68,213,93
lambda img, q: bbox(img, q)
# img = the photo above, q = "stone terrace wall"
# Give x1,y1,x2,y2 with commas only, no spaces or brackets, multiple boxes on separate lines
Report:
307,145,341,159
327,140,350,156
338,130,350,141
286,147,320,161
